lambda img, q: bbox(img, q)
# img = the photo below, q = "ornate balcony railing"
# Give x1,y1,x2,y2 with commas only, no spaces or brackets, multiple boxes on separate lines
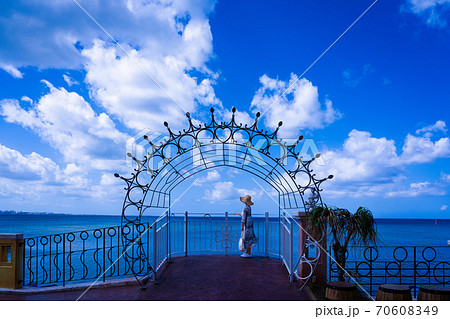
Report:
168,212,281,258
22,223,152,287
328,245,450,298
22,212,292,287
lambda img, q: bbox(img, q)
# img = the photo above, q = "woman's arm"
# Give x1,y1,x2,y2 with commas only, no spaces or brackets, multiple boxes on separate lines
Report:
234,212,244,230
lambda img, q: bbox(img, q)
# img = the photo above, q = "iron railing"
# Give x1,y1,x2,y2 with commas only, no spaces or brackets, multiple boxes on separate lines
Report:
168,212,281,258
22,214,450,294
328,245,450,298
22,223,152,287
23,211,295,287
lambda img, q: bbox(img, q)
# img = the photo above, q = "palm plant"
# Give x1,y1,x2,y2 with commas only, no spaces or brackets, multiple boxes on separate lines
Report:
308,205,378,282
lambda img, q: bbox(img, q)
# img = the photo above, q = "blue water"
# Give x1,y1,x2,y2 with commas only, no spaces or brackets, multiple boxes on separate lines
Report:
0,214,153,238
1,214,449,247
2,213,449,292
375,218,450,247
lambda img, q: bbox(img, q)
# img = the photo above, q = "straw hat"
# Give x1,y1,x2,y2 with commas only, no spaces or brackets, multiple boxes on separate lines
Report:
240,195,254,206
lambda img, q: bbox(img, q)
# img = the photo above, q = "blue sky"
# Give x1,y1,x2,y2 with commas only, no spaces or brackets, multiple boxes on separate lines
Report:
0,0,449,218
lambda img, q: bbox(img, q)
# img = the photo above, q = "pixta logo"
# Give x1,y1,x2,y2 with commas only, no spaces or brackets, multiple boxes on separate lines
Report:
126,129,325,174
125,129,168,171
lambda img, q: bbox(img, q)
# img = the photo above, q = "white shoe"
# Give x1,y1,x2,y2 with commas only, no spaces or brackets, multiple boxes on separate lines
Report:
240,253,252,258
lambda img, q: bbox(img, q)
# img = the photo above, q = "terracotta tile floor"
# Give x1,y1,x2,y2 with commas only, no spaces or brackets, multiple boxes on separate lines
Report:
0,255,313,301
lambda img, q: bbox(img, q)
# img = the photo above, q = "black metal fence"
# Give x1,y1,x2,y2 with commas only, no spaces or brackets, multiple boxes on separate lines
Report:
24,222,449,292
21,213,282,287
23,223,152,287
328,246,450,298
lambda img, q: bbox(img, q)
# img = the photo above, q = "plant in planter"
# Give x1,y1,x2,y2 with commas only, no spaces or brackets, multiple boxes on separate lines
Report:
308,205,378,282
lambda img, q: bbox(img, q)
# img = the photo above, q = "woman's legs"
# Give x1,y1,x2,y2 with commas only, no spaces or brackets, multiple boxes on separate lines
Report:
246,247,251,255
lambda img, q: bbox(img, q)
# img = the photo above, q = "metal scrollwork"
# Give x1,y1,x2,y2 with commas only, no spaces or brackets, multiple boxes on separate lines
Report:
214,225,238,250
329,245,450,297
117,107,332,286
22,224,152,287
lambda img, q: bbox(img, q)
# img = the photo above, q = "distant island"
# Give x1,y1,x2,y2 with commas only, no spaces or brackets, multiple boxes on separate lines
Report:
0,210,68,216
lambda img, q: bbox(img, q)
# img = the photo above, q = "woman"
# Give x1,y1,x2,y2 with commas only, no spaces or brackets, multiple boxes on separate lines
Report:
235,195,258,257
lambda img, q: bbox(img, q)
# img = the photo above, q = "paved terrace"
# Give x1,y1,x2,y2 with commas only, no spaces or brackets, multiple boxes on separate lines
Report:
0,255,313,301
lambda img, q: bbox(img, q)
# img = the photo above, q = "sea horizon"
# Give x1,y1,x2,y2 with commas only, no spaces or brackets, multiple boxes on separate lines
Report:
2,212,450,248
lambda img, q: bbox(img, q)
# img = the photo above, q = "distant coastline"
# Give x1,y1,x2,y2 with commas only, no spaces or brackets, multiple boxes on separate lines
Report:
0,210,116,217
0,210,65,216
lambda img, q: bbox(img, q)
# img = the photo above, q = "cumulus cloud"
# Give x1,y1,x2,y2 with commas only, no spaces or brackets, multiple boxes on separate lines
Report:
440,204,448,210
401,121,450,164
0,0,223,208
0,142,125,204
250,74,341,137
194,169,221,185
0,143,90,197
401,133,450,164
100,173,121,186
405,0,450,27
0,0,221,132
202,181,266,203
83,38,220,131
0,143,68,183
315,123,450,198
318,130,401,185
0,0,217,70
0,80,128,168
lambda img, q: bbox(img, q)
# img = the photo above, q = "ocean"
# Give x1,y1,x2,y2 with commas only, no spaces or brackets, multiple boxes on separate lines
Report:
1,213,448,293
1,214,449,247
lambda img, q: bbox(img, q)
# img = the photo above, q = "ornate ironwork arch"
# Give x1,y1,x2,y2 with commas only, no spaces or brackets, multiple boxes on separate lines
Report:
115,107,333,285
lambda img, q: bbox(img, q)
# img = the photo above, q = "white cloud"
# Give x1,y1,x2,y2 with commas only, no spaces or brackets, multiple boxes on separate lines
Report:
440,204,448,210
0,143,63,183
401,121,450,164
0,142,126,204
100,173,120,186
250,74,341,137
386,181,445,197
0,143,89,195
203,181,237,202
315,125,450,198
416,120,447,134
441,172,450,182
401,133,450,164
0,64,23,78
63,74,79,87
0,0,222,209
0,0,222,135
319,129,401,184
0,0,221,132
20,96,33,104
406,0,450,27
195,169,221,185
82,38,220,132
0,80,128,168
0,1,217,70
202,180,266,203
